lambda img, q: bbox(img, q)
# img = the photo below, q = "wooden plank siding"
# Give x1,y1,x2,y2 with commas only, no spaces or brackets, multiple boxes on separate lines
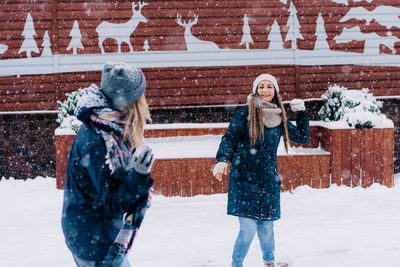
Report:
3,64,400,111
1,0,400,111
383,129,394,187
55,125,394,194
150,155,331,196
55,133,332,195
317,126,394,188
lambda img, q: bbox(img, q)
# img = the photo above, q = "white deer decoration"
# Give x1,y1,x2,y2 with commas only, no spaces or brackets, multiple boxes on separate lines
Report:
176,14,219,51
96,1,148,53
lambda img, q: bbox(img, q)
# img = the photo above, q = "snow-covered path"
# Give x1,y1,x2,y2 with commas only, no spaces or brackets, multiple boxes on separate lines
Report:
1,176,400,267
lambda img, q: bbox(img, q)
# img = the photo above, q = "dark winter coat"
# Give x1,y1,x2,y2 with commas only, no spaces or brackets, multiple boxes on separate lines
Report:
61,123,153,261
216,106,309,220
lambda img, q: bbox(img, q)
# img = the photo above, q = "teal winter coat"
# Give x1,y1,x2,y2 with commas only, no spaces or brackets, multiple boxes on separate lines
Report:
216,106,309,220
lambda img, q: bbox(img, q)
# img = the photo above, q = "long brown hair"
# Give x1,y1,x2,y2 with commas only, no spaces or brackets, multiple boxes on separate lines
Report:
123,94,152,147
248,90,290,153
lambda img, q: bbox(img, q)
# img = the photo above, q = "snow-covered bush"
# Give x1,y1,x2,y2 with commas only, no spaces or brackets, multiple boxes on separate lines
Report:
57,89,84,133
318,84,386,128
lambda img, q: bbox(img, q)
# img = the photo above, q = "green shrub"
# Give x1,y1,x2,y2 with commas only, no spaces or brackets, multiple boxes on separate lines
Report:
318,85,383,128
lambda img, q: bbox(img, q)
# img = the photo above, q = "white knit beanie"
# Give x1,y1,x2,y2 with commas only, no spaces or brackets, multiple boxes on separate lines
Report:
252,74,279,94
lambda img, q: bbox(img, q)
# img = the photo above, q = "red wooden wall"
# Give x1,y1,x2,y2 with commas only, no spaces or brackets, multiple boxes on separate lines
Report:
1,0,400,111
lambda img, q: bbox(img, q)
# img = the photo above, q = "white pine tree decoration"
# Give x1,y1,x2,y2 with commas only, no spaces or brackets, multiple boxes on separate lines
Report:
19,13,40,58
67,20,84,54
267,20,285,50
143,39,150,51
0,43,8,54
285,1,304,49
41,31,52,57
314,13,330,50
240,14,254,50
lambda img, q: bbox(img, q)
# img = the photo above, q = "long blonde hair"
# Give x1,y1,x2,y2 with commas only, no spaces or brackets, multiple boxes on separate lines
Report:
123,95,152,147
248,91,290,153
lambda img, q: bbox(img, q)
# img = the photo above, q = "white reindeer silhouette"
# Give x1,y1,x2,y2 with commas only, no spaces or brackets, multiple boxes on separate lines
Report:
96,1,148,54
176,14,219,51
363,32,399,55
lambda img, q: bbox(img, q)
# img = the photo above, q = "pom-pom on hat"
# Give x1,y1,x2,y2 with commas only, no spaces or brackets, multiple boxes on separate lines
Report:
100,62,146,111
252,74,279,94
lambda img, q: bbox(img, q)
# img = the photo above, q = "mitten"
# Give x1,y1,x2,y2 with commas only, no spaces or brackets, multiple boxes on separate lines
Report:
290,99,305,112
213,161,228,177
130,145,155,175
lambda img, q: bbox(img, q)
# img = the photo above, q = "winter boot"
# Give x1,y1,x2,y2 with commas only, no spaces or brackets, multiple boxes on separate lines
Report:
267,263,289,267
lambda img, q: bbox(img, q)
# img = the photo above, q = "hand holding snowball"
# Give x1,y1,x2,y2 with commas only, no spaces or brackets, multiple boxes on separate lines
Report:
290,99,305,112
128,145,154,175
213,162,228,182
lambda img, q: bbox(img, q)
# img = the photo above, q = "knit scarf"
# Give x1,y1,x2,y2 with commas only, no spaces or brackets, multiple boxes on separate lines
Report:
89,110,133,174
248,94,282,128
261,101,282,128
76,84,134,174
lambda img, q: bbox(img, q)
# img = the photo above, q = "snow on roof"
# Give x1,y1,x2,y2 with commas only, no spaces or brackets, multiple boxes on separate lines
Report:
146,135,329,159
310,120,394,129
145,123,229,130
55,127,76,136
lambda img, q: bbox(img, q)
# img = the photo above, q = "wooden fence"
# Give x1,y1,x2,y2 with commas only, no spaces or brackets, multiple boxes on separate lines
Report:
319,127,394,187
55,124,394,195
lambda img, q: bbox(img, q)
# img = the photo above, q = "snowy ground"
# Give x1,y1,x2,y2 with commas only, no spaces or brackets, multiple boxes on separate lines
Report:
1,175,400,267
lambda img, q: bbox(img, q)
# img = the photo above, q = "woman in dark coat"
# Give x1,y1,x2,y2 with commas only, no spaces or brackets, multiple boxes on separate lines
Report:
62,62,154,267
213,74,309,267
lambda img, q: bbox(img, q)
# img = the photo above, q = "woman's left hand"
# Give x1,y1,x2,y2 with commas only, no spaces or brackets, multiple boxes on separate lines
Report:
290,99,305,112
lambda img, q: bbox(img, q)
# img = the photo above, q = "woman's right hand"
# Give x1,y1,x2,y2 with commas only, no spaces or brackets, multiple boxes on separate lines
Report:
129,145,154,175
212,162,228,182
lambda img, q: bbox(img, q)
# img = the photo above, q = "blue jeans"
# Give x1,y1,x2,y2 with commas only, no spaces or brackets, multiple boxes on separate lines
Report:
232,216,275,267
73,254,131,267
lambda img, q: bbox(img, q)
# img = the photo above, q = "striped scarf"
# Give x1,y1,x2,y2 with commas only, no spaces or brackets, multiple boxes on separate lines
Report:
89,109,133,174
75,84,134,174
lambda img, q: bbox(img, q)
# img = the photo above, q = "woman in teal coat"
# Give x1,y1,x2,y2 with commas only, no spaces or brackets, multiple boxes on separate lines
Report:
213,74,309,267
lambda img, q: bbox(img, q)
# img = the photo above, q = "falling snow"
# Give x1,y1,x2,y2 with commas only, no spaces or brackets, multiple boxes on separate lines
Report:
0,176,399,266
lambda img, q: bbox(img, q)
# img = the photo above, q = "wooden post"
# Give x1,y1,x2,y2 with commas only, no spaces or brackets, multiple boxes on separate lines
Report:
383,129,394,187
55,134,75,189
351,129,362,187
362,129,375,187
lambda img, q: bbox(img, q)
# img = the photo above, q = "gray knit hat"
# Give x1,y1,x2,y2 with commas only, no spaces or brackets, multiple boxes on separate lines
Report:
100,62,146,111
